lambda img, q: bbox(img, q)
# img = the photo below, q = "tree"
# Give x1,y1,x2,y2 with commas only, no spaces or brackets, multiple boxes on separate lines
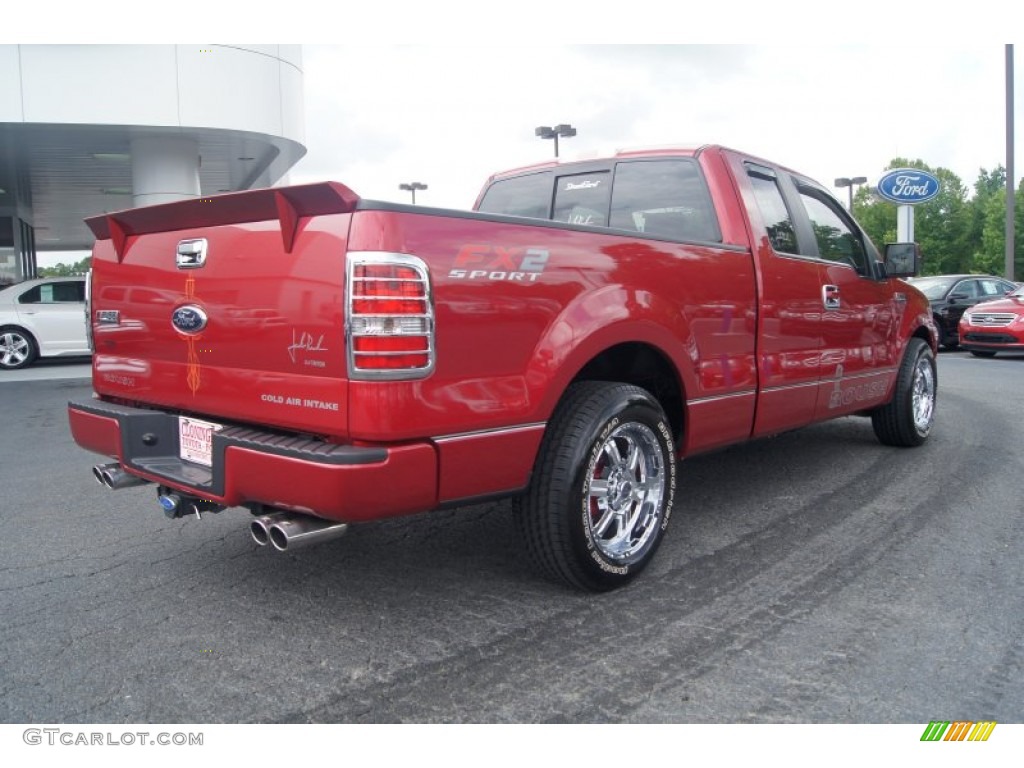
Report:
38,256,91,277
966,166,1006,273
972,177,1024,279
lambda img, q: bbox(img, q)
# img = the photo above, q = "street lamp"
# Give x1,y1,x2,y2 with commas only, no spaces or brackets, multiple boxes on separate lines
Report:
535,124,577,158
834,176,868,211
399,182,427,204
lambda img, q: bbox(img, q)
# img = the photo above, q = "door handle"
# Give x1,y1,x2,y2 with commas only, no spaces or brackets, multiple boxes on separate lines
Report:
822,285,841,310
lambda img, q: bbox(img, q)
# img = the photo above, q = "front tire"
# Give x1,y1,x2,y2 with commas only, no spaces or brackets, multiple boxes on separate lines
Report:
969,350,996,358
519,382,677,592
871,338,936,447
0,327,38,370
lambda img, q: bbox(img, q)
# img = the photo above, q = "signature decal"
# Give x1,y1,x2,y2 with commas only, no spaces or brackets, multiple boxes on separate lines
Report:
449,244,550,282
288,329,328,365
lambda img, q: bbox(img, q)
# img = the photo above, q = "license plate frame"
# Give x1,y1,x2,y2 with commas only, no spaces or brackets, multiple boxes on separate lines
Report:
178,416,222,467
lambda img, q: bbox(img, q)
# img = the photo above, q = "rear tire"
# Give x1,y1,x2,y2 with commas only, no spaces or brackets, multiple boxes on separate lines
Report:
0,327,38,370
871,338,936,447
519,382,677,592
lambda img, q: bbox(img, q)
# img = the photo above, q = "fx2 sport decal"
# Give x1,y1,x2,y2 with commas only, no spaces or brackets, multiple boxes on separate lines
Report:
448,244,550,282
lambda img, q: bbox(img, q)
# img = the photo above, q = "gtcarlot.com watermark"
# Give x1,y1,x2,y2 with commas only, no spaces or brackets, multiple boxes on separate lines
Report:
23,728,203,747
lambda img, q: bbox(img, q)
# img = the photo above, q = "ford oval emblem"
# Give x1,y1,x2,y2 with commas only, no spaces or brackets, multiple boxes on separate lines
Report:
876,168,941,205
171,305,208,335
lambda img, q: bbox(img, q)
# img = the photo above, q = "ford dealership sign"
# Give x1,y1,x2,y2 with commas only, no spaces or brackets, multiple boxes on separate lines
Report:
877,168,940,204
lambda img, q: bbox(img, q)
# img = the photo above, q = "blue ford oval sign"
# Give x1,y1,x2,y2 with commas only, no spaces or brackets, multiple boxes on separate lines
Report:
171,305,208,334
876,168,941,204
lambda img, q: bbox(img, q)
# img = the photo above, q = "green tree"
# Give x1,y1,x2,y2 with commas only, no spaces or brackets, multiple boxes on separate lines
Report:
965,165,1005,272
977,178,1024,279
38,256,91,277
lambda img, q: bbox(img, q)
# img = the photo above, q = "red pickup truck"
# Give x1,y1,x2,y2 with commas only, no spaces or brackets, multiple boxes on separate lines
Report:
68,145,937,591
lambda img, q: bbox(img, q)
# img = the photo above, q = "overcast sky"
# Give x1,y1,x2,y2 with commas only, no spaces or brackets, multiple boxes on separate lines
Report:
19,4,1023,266
288,43,1021,209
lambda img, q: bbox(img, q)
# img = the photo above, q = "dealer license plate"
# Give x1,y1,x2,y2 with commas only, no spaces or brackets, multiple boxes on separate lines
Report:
179,416,222,467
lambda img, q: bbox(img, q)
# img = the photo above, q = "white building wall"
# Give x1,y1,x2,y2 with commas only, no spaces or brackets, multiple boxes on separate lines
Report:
19,45,181,126
0,47,23,121
6,44,304,146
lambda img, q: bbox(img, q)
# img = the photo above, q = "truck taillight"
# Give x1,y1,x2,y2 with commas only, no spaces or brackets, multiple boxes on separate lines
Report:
346,253,435,379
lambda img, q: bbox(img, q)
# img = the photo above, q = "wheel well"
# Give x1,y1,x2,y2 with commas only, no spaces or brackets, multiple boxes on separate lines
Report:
0,324,36,343
916,323,937,350
571,343,684,442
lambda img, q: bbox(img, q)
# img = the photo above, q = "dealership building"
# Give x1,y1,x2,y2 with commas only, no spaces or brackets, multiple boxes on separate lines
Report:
0,44,307,285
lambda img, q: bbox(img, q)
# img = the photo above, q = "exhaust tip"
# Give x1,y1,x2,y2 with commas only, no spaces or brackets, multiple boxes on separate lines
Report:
269,525,289,552
250,520,271,546
92,463,116,488
158,493,182,518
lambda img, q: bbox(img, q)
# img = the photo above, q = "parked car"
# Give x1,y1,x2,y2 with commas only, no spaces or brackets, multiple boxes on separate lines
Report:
0,277,90,370
906,274,1017,349
958,283,1024,357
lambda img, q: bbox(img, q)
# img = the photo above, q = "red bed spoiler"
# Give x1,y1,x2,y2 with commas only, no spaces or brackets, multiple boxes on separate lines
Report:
85,181,360,260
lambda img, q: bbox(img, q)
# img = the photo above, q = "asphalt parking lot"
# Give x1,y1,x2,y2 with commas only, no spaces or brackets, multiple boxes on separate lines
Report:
1,351,1022,723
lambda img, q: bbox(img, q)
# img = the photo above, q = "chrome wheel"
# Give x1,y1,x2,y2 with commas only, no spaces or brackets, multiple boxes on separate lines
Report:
520,381,677,591
0,330,33,369
912,355,936,433
585,422,666,563
871,338,936,447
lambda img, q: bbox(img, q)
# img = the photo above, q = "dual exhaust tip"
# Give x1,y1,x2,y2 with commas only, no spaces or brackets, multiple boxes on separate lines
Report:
93,462,149,490
93,462,347,552
250,512,348,553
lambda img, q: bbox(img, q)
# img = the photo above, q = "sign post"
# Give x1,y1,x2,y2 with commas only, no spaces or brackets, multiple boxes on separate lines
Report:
897,205,914,243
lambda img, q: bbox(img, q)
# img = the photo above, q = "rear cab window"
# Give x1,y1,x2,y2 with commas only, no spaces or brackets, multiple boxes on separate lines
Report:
476,171,553,219
477,156,721,244
554,171,611,226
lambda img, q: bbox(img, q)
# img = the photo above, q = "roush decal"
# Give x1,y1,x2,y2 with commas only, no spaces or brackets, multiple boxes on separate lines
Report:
449,244,550,282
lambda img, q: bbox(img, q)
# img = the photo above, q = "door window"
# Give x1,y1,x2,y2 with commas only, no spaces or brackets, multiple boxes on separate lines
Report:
797,190,869,275
951,280,979,300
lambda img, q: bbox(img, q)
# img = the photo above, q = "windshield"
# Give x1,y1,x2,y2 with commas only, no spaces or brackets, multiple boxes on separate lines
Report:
907,276,957,300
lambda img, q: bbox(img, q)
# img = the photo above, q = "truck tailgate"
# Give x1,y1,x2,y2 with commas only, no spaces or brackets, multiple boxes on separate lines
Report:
86,183,358,438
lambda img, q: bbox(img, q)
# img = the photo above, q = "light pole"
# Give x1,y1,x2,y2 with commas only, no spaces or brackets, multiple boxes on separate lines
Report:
834,176,867,211
399,182,427,204
535,124,577,158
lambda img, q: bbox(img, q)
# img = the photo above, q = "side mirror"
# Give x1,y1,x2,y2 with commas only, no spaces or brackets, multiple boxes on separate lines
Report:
947,293,969,304
883,242,921,278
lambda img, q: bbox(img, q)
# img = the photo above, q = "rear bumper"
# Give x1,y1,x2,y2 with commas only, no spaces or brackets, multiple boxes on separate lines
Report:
68,399,438,522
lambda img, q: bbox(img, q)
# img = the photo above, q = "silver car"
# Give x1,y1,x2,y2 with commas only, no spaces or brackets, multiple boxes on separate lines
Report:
0,277,90,370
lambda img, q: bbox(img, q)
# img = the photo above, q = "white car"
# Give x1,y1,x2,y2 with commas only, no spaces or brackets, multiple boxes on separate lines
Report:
0,277,90,370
